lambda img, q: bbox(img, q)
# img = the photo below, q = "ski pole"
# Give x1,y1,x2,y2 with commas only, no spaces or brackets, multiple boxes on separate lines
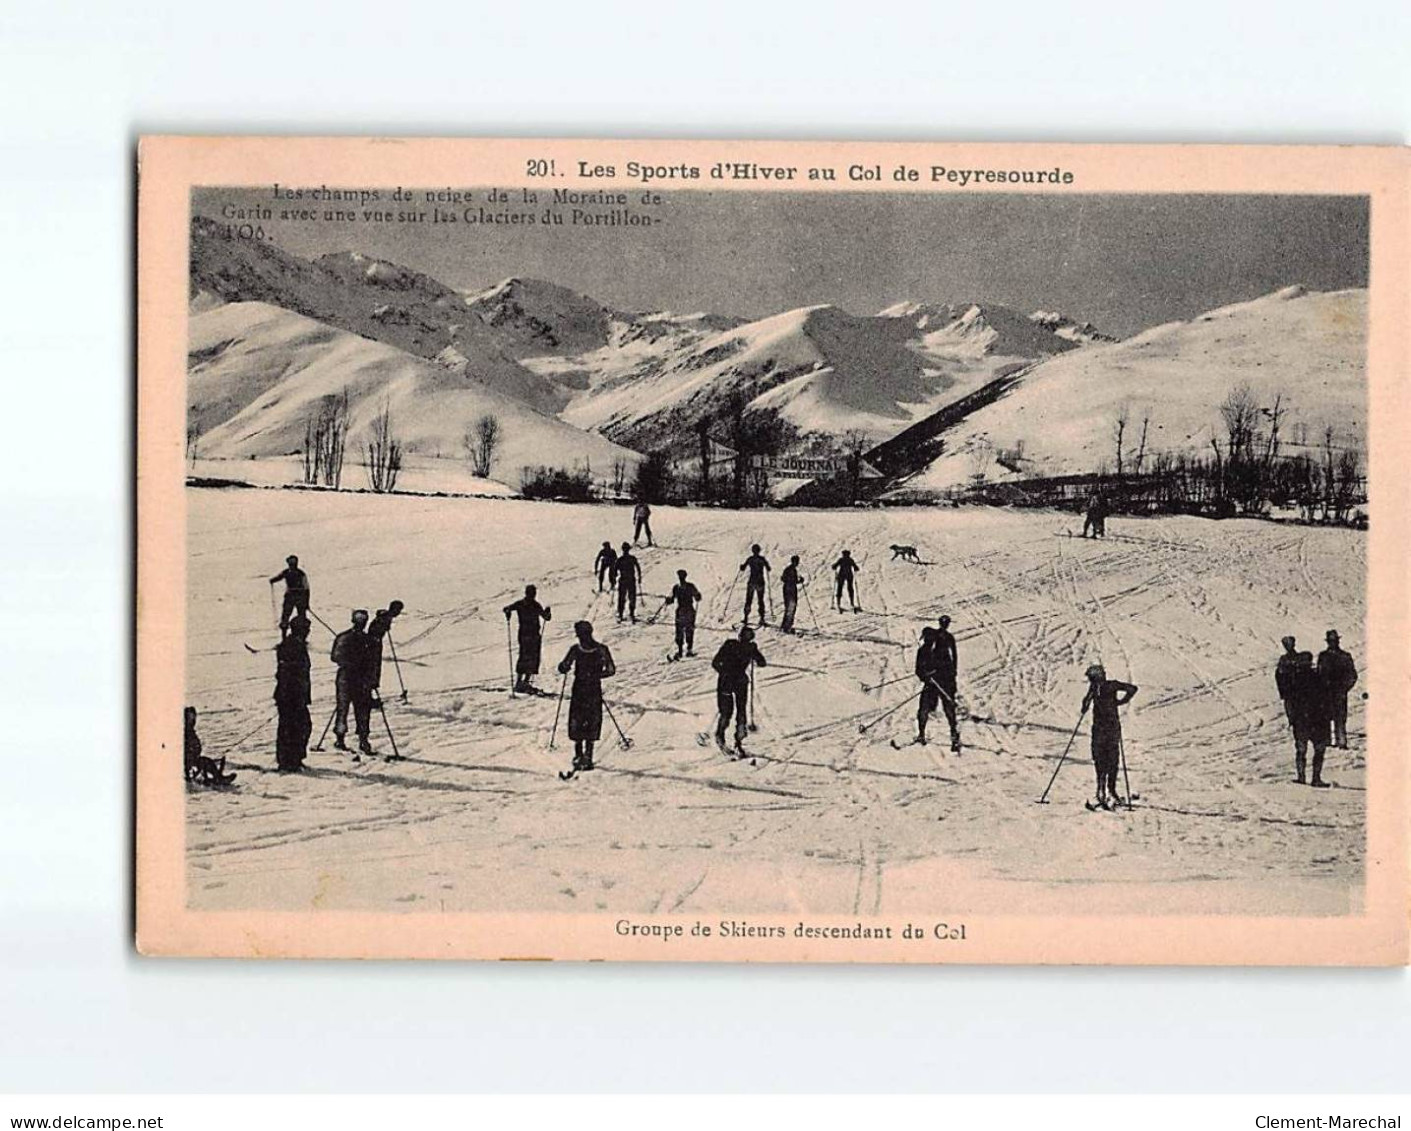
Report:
858,685,928,735
748,663,758,733
222,710,276,756
268,584,278,628
1036,704,1088,804
1118,731,1134,809
374,694,401,760
548,668,568,750
312,704,337,751
602,700,634,749
646,596,670,626
861,672,911,693
306,607,337,636
800,578,821,629
506,619,517,698
387,631,408,703
720,566,743,622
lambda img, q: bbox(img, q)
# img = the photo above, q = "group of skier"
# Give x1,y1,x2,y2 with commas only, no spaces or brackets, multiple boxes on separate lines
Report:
1273,630,1359,787
188,503,1360,809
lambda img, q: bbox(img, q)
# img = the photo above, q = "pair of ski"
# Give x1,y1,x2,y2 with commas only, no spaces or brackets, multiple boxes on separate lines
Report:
664,651,696,664
889,735,962,754
559,764,596,782
1084,793,1140,812
695,731,757,765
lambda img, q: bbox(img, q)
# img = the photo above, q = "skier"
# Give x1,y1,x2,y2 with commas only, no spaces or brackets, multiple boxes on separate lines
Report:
780,555,803,634
739,543,771,625
1274,635,1300,728
932,614,961,751
832,549,861,612
330,609,375,757
1317,629,1358,749
557,620,616,774
615,542,642,623
504,586,552,693
367,600,404,694
183,706,235,786
632,500,654,547
711,625,767,756
274,616,312,772
268,554,310,635
1081,663,1138,809
663,568,702,660
912,626,940,745
1287,650,1331,786
594,541,619,593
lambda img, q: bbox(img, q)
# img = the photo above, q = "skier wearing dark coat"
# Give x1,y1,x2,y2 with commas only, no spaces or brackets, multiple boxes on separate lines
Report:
1082,664,1137,809
558,621,616,772
712,626,766,753
739,544,771,625
366,600,404,692
331,609,375,756
780,556,803,634
274,617,312,772
504,586,552,692
616,543,642,623
916,615,961,751
1288,651,1332,786
632,501,654,547
594,541,618,592
1316,629,1358,749
664,569,702,660
269,554,310,635
832,549,860,611
1274,635,1300,727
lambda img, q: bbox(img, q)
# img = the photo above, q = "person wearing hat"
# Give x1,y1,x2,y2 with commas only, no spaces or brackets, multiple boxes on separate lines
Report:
269,553,310,636
663,569,702,660
594,540,619,593
274,616,312,772
1287,650,1331,786
1274,635,1301,729
739,543,772,626
1081,663,1138,809
557,620,616,773
330,609,375,757
780,555,804,634
367,600,405,693
711,625,767,755
504,586,552,693
933,615,961,752
615,542,642,623
1316,629,1358,749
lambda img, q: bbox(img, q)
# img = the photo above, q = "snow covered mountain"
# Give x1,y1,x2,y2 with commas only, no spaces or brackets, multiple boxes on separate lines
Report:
892,286,1366,494
187,300,638,491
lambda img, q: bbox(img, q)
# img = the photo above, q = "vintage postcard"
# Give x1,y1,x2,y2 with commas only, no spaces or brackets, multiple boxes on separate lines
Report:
137,137,1409,962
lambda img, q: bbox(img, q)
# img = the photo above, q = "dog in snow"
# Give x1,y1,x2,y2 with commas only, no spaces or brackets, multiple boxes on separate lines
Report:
890,544,923,563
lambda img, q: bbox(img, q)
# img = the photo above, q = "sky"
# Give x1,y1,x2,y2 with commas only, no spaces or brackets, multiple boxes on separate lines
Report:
193,189,1369,338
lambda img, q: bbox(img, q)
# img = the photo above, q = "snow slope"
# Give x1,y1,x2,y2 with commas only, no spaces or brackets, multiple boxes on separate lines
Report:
898,287,1366,492
185,490,1365,918
188,301,639,490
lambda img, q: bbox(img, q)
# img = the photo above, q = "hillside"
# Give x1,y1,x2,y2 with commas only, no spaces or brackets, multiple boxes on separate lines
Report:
557,300,1083,453
892,286,1367,494
187,300,639,491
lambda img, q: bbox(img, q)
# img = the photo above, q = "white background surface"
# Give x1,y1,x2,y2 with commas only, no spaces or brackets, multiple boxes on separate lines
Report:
1,0,1408,1094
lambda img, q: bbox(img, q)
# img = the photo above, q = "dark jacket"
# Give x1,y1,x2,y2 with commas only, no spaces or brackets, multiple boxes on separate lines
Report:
666,582,701,621
712,638,766,689
275,635,312,706
331,628,375,690
781,564,801,595
1317,647,1358,696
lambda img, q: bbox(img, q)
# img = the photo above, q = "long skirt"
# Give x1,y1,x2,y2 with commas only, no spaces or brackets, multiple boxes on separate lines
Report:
567,687,603,742
276,701,311,768
517,633,542,675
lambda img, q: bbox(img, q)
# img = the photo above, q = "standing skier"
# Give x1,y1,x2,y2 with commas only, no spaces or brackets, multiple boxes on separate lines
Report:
558,620,616,774
504,586,553,693
632,500,654,547
912,626,940,745
366,600,404,694
1288,650,1332,786
1274,635,1300,728
594,541,619,592
832,549,861,612
739,543,771,625
664,568,702,660
274,616,312,772
711,625,767,756
780,555,803,634
932,614,961,751
1317,629,1358,749
269,554,310,635
1081,663,1138,809
615,542,642,623
330,609,375,757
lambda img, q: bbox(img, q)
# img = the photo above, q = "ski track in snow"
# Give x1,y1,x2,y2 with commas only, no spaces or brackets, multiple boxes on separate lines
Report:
184,490,1366,917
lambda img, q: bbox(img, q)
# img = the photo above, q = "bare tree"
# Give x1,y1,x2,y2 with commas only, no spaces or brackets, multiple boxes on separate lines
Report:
1220,384,1259,461
364,401,403,493
695,415,713,500
611,456,628,497
842,429,871,503
1112,403,1130,475
303,389,349,487
966,438,995,486
1133,410,1151,473
463,413,502,479
185,423,200,468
